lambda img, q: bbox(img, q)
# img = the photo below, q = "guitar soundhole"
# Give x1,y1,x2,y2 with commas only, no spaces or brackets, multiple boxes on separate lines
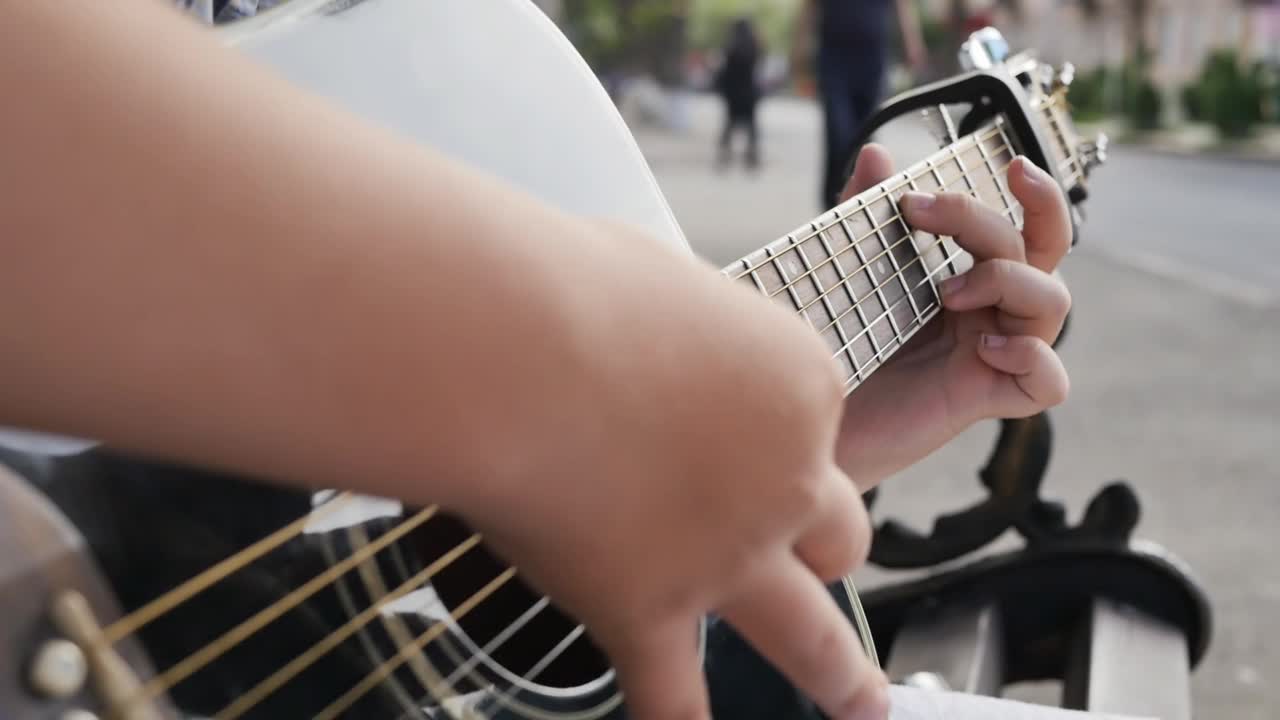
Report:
407,513,611,691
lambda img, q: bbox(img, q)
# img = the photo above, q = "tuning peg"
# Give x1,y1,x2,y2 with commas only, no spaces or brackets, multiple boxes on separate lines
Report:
1081,131,1109,170
1055,62,1076,90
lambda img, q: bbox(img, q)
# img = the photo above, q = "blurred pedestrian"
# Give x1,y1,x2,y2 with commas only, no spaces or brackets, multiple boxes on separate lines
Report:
714,18,764,171
793,0,926,208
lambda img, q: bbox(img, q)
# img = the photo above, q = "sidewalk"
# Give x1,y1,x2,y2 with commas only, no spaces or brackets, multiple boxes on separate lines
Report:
629,94,1280,720
1082,118,1280,166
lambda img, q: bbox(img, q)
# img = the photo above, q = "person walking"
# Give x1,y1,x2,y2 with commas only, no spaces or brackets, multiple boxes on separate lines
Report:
793,0,926,208
715,18,764,171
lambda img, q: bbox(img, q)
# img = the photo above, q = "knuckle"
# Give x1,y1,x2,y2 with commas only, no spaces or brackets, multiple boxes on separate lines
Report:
1032,342,1070,406
848,505,873,569
989,257,1016,282
942,191,975,217
804,623,849,677
1054,282,1073,317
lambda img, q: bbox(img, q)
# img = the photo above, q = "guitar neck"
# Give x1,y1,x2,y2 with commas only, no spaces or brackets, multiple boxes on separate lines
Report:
721,117,1025,394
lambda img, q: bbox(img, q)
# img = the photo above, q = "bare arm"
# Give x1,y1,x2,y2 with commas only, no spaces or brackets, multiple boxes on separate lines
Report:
0,1,625,504
895,0,927,68
789,0,816,75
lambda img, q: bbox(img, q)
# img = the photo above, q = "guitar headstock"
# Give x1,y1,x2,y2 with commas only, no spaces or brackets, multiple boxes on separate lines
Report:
960,27,1109,208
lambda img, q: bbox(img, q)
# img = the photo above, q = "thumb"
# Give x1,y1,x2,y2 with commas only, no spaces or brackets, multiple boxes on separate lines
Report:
604,615,709,720
840,143,897,201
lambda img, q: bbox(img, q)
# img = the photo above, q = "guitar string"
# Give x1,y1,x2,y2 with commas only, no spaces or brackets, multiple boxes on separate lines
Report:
94,95,1075,653
118,147,1043,720
108,215,985,715
291,97,1080,717
211,533,486,720
739,152,1022,379
816,202,1020,364
110,505,440,717
125,174,1044,720
99,95,1081,716
222,232,984,720
312,568,519,720
743,132,1073,321
732,139,1064,335
725,91,1072,285
471,622,607,720
838,244,980,393
772,153,1020,328
274,244,984,720
723,125,1006,282
101,491,356,644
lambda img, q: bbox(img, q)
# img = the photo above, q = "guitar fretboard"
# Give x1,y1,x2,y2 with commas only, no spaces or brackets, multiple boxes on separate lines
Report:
722,117,1024,393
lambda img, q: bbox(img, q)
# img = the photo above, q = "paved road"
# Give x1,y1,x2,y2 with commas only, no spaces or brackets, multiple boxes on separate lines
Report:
630,94,1280,719
1084,150,1280,307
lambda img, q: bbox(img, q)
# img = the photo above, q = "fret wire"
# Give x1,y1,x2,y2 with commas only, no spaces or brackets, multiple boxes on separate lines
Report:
768,153,1016,314
742,258,768,294
895,174,935,320
816,204,1018,345
1045,97,1082,185
836,213,884,360
876,193,926,341
906,172,947,310
861,201,904,344
790,156,1016,326
978,118,1016,219
814,229,865,381
841,247,965,391
726,94,1071,285
725,126,1004,282
993,122,1026,227
803,228,865,381
922,155,956,290
767,244,807,318
948,137,981,278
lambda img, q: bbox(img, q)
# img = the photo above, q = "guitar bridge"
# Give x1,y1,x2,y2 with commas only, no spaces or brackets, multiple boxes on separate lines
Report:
50,591,166,720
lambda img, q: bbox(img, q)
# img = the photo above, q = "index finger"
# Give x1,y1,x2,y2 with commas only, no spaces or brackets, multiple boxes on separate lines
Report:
840,144,897,201
1007,156,1072,273
719,553,890,720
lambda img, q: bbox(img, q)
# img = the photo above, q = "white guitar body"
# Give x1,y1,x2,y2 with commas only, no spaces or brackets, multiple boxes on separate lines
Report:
224,0,689,253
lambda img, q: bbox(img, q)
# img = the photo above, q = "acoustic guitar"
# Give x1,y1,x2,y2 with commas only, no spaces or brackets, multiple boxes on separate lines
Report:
0,2,1108,718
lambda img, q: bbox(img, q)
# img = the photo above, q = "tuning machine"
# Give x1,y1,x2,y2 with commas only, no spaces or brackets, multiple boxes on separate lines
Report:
1054,62,1076,91
1080,131,1109,171
958,27,1010,71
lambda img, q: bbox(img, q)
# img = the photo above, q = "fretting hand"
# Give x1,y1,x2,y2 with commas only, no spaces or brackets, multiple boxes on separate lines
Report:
833,144,1074,491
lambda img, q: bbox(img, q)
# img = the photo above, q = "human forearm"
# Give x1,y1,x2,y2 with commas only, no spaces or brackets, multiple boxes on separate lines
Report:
0,1,609,504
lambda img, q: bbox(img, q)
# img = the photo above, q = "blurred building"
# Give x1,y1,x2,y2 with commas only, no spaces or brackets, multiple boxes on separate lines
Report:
918,0,1280,81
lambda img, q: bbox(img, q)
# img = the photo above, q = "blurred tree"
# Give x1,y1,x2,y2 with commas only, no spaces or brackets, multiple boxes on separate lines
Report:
559,0,690,85
687,0,793,54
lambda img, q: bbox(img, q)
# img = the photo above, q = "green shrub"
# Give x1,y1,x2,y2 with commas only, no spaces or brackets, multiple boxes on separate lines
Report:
1066,61,1162,129
1188,50,1265,138
1131,77,1163,130
1181,83,1203,122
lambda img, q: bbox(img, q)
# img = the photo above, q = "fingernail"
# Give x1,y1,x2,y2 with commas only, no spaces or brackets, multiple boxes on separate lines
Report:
840,677,890,720
900,191,935,211
1016,156,1048,187
939,274,966,296
982,334,1008,348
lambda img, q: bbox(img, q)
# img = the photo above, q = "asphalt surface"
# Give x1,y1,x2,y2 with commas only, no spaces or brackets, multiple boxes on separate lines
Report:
629,94,1280,719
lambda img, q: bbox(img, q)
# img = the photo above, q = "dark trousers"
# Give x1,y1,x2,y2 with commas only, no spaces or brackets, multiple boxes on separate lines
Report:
719,100,760,167
817,45,885,209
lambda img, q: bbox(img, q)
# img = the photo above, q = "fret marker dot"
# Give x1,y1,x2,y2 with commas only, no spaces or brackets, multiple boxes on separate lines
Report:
788,258,802,276
877,259,889,276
